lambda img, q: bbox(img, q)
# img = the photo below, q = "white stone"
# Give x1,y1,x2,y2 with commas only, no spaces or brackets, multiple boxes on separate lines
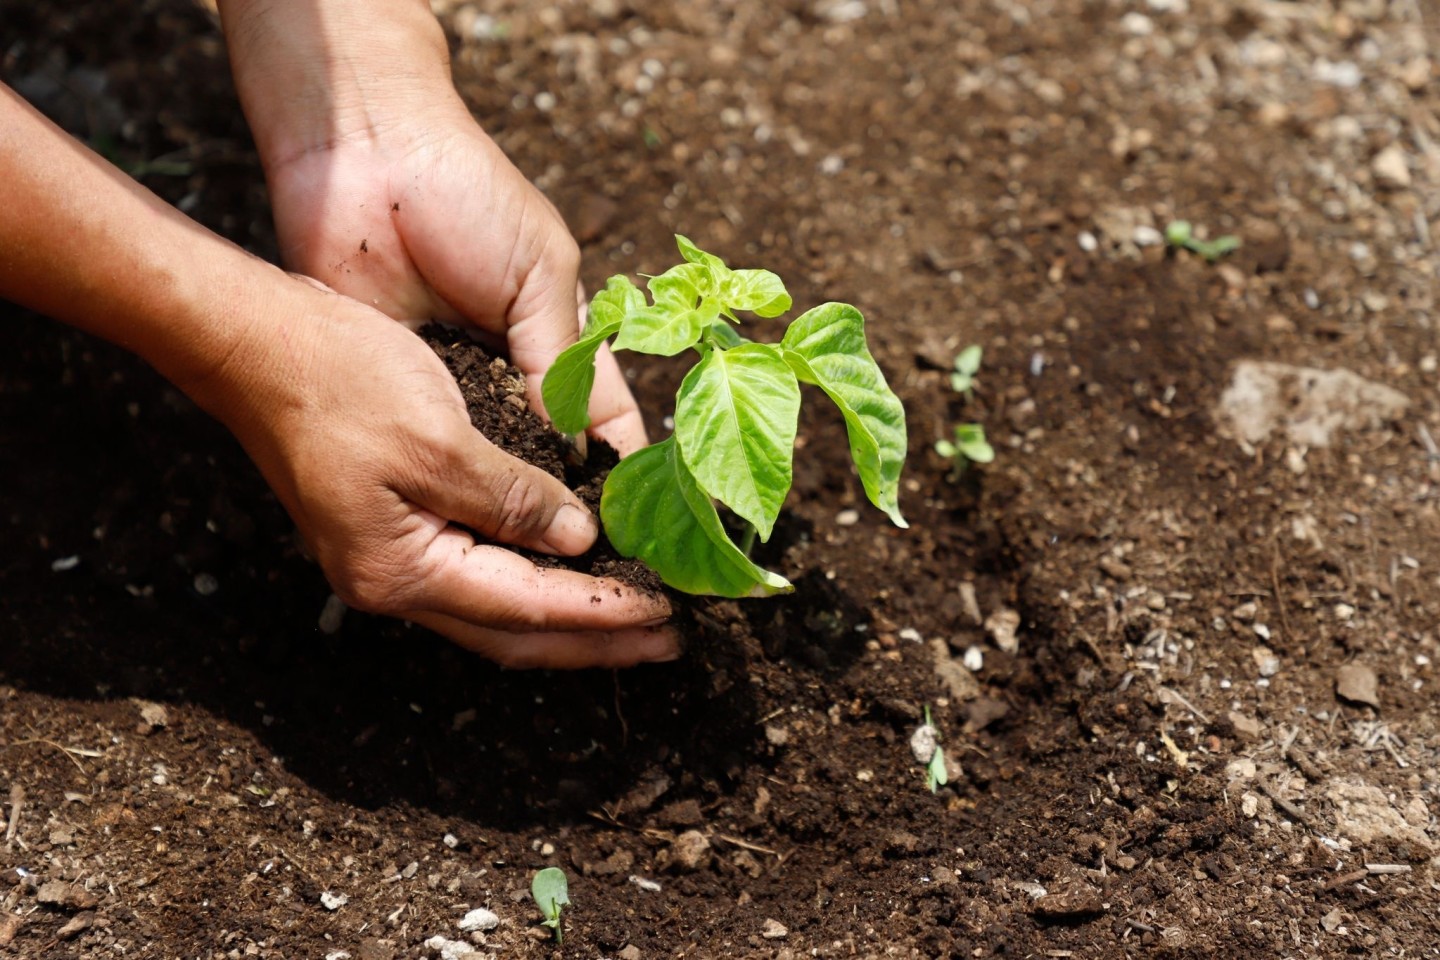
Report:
457,908,500,932
1216,361,1409,448
320,891,348,911
1372,145,1411,189
1120,12,1153,36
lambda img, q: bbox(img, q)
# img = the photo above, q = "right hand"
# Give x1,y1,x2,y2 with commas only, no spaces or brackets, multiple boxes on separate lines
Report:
200,275,677,669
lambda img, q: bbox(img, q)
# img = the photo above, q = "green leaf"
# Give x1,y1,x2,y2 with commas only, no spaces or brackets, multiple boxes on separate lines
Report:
954,423,994,464
531,868,570,922
674,344,800,541
647,262,708,308
720,269,791,318
674,235,725,281
584,274,646,337
705,321,748,350
781,303,908,527
927,745,948,792
954,344,983,377
542,276,646,434
601,438,791,598
613,297,719,356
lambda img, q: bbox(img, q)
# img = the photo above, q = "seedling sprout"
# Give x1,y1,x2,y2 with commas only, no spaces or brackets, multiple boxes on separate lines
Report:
543,235,909,597
949,344,983,397
910,705,948,793
531,867,570,944
1164,220,1241,263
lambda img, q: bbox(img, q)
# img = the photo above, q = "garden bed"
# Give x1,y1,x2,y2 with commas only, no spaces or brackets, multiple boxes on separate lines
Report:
2,1,1438,957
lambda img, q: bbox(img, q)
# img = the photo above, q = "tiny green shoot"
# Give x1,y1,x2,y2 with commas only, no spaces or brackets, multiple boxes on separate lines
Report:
531,867,570,944
543,235,909,598
1164,220,1241,263
914,705,948,793
935,423,994,473
949,344,983,397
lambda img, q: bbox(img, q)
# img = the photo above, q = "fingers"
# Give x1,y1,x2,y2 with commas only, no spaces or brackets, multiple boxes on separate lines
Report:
586,342,649,456
406,525,673,632
405,422,599,556
411,612,681,670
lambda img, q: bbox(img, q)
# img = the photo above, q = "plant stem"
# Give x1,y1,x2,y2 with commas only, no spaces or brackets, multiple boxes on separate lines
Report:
738,521,757,558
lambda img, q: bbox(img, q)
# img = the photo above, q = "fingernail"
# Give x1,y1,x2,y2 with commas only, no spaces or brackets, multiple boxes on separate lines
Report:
540,502,597,555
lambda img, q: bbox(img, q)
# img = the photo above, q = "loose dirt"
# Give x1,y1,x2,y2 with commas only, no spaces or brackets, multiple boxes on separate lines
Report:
3,1,1438,958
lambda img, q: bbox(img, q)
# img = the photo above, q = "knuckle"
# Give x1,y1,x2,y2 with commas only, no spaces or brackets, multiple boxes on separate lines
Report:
486,470,552,544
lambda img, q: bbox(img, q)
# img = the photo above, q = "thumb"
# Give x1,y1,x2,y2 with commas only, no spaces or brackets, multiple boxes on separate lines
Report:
411,423,598,556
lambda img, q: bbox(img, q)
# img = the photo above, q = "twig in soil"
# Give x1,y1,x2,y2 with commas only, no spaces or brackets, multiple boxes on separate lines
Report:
1270,538,1294,646
713,834,780,858
7,737,100,774
1258,780,1310,826
1155,686,1210,724
1320,868,1369,891
1365,863,1412,875
4,785,23,846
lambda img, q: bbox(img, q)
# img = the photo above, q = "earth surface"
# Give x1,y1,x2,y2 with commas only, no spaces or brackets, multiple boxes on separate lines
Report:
3,0,1440,957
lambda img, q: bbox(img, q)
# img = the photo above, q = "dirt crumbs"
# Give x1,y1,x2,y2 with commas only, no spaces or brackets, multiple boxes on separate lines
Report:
3,0,1440,958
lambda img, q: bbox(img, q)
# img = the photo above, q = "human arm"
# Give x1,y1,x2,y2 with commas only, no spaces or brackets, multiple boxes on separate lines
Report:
0,83,676,667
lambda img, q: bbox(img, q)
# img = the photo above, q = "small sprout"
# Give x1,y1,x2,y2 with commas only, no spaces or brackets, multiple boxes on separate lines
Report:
912,705,949,793
935,423,994,477
1164,219,1241,263
531,867,570,944
949,344,983,397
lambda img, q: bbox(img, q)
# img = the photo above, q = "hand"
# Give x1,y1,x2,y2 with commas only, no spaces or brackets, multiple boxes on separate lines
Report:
210,277,677,668
263,103,649,456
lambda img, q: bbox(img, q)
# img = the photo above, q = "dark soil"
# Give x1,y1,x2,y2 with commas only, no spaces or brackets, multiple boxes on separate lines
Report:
3,1,1439,959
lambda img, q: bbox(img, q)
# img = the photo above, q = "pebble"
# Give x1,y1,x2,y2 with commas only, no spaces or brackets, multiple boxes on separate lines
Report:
1120,12,1153,36
984,608,1021,654
1335,663,1380,708
1099,556,1132,581
318,594,347,635
1228,711,1262,740
962,646,984,672
50,555,80,572
1333,603,1355,621
1314,59,1362,88
424,936,481,960
628,874,662,893
835,508,860,526
1077,231,1098,253
898,626,922,643
1252,647,1280,678
457,908,500,932
666,830,711,872
320,891,348,911
819,154,845,176
443,833,459,849
193,572,219,596
1132,224,1163,247
910,723,938,764
761,918,789,940
1371,145,1411,189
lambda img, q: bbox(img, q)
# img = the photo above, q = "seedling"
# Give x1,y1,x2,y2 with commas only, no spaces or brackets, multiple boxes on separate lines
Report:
910,705,949,793
1164,220,1240,262
949,344,983,398
531,867,570,944
935,423,994,476
543,235,908,598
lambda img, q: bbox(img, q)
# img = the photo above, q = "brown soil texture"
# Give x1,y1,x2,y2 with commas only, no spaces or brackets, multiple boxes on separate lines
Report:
3,1,1440,958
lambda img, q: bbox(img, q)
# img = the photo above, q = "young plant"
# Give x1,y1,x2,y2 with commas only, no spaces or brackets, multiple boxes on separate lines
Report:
935,423,994,476
543,235,908,598
934,345,993,478
531,867,570,944
1164,220,1240,262
949,344,983,398
910,705,949,793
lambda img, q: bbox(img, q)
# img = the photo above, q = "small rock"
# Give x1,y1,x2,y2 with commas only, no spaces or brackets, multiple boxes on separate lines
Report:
957,581,982,625
1252,647,1280,678
1120,12,1153,36
628,874,662,893
1216,361,1410,448
1032,884,1105,918
1132,224,1163,246
318,593,347,635
134,699,169,735
36,881,98,910
1372,145,1411,190
443,833,459,849
910,723,939,764
1333,603,1355,621
835,508,859,526
1227,711,1262,740
56,911,94,940
424,935,482,960
1099,556,1132,581
984,608,1021,654
457,908,499,933
1230,601,1257,622
1321,907,1345,933
1335,663,1380,708
618,946,643,960
930,638,981,701
962,646,984,671
761,918,789,940
665,830,711,873
320,891,348,911
962,697,1009,733
1240,793,1259,818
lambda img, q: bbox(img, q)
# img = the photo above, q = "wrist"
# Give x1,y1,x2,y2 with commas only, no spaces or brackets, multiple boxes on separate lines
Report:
217,0,461,168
